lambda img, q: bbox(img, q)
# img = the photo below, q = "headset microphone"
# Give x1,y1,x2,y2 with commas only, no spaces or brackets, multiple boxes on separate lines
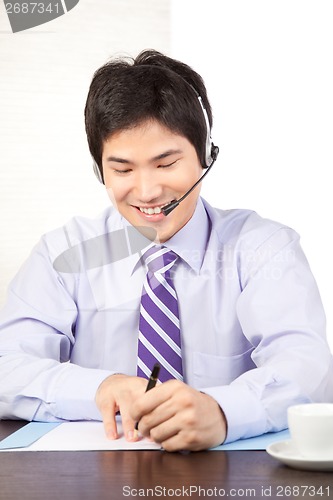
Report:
161,144,219,216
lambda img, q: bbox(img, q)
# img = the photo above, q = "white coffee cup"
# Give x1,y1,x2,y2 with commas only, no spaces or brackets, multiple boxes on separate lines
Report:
288,403,333,460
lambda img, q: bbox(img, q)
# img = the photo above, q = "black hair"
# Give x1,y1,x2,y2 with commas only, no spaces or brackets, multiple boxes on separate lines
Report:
84,49,213,179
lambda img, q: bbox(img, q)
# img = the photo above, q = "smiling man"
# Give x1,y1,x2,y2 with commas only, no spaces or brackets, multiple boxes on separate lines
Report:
0,50,332,452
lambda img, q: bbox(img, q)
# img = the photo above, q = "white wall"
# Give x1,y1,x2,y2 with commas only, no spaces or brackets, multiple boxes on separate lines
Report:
171,0,333,349
0,0,170,302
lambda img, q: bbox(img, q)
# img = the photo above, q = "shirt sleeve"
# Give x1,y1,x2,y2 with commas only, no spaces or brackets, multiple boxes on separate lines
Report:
202,226,333,443
0,236,112,422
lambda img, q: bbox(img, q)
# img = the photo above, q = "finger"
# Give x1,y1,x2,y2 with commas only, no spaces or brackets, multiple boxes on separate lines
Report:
138,398,177,439
131,379,183,422
161,432,191,452
100,404,118,440
158,425,201,452
120,409,140,442
146,409,182,443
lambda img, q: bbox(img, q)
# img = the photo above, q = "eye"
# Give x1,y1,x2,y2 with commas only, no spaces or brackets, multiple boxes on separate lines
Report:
113,168,132,175
158,160,178,169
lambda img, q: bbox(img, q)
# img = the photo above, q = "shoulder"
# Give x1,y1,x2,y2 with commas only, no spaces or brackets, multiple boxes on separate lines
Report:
202,198,300,250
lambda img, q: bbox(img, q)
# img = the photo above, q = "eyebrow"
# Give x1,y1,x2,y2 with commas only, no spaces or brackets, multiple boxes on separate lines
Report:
105,149,183,164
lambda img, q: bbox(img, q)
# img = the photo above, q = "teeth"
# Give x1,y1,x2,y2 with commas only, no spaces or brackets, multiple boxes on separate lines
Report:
139,206,163,215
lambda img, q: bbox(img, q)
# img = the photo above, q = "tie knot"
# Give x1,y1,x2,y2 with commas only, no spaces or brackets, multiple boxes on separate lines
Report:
143,246,178,274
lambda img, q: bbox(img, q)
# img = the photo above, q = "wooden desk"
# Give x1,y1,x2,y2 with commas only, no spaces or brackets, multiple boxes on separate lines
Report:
1,421,331,500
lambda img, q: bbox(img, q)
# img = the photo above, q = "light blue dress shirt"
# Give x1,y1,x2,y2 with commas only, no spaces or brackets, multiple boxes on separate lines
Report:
0,197,332,443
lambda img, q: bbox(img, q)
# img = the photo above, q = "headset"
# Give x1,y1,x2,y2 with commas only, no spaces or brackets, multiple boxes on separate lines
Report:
92,80,219,216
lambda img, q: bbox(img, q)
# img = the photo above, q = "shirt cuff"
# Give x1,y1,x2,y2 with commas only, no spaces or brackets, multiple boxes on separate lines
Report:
201,384,267,444
54,364,113,421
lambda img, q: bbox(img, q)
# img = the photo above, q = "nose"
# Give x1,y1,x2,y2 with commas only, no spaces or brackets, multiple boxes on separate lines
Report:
134,169,163,203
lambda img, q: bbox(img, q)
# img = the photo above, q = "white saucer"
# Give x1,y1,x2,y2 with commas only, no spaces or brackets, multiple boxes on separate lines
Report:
267,440,333,471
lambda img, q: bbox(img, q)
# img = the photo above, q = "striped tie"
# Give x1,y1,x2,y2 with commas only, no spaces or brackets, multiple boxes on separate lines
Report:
137,246,183,382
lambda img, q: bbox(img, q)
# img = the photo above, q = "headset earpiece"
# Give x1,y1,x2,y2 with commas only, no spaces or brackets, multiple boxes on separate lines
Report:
211,144,219,163
93,160,104,184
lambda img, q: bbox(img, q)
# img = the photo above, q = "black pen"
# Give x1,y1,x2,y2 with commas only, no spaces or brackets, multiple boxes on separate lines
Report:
135,363,160,431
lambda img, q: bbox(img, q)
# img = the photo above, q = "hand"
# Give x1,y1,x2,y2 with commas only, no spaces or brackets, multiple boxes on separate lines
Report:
130,380,227,452
95,374,147,442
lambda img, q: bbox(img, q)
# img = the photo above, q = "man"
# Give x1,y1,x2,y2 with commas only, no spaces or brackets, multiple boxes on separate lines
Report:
0,50,332,452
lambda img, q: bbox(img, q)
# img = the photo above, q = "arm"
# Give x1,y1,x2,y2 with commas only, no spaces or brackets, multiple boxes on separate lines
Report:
0,237,111,422
203,229,333,443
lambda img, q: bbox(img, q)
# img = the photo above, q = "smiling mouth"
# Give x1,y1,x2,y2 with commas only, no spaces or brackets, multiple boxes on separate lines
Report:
137,203,171,215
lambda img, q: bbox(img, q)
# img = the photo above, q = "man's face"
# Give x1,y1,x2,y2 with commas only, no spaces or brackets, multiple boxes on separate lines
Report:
102,120,203,243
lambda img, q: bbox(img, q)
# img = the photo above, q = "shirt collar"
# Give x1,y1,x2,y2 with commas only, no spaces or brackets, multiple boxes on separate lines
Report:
128,197,210,275
165,197,209,272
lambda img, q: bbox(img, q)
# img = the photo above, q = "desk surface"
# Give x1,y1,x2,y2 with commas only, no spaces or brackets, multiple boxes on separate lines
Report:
1,421,332,500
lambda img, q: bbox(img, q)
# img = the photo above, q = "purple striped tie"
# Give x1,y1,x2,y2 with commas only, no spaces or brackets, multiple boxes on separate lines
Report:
137,246,183,383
